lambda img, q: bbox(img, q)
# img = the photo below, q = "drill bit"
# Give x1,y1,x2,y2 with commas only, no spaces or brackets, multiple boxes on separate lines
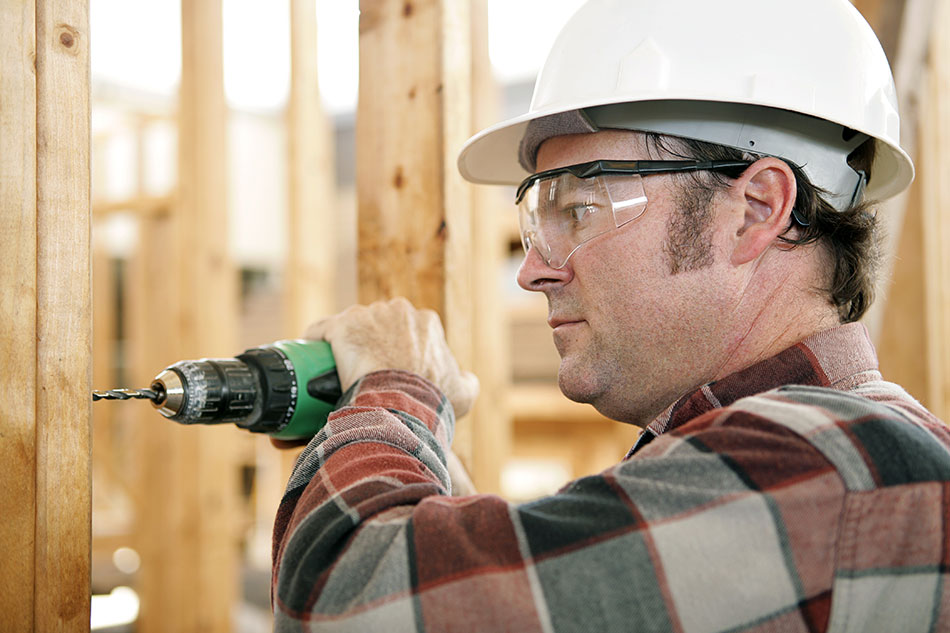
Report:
92,388,160,402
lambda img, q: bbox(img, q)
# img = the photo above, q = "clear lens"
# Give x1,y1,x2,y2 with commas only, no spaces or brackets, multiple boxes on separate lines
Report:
518,172,647,268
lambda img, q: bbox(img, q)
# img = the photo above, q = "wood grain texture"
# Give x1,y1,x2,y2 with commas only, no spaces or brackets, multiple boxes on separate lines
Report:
357,0,489,471
357,0,446,313
34,0,92,629
0,1,38,630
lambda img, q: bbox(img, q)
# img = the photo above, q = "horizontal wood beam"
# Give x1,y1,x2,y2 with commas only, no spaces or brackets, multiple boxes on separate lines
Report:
92,194,172,218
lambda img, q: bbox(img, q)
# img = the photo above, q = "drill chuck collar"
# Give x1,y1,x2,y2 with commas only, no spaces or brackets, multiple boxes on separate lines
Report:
149,340,341,440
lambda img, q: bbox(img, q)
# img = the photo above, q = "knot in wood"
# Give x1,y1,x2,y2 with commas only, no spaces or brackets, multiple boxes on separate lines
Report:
56,25,81,55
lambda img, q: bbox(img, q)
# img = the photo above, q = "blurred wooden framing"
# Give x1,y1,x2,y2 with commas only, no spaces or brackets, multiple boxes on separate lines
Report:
91,0,243,631
854,0,950,422
88,1,343,630
254,0,339,573
133,2,241,632
919,0,950,421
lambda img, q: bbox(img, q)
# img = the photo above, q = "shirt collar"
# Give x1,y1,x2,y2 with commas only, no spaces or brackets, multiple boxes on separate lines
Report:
629,323,881,456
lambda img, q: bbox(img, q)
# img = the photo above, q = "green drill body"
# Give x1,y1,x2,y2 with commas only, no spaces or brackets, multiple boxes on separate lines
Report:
145,339,340,440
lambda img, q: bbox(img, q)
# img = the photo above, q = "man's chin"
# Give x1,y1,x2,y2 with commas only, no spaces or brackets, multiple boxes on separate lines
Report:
557,362,599,405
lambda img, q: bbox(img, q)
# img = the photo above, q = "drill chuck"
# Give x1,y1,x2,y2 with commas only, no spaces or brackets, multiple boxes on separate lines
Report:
147,340,340,439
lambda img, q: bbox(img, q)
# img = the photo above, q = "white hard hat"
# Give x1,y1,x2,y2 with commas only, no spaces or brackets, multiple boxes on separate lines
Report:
458,0,914,211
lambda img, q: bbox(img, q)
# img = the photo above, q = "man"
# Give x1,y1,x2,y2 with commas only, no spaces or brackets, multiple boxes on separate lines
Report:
272,1,950,631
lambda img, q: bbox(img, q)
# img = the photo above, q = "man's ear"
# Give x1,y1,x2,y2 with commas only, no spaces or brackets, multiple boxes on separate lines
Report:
730,157,797,266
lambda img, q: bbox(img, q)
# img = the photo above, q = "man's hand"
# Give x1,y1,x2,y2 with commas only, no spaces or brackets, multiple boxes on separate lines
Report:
303,297,480,418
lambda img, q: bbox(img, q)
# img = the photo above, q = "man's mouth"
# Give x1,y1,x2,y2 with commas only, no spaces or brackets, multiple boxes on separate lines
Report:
548,318,583,330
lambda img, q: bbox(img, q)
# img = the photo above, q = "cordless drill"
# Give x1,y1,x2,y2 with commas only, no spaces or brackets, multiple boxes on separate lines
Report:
94,340,342,441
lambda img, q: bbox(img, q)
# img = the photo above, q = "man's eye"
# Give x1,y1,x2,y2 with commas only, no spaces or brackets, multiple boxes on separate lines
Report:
567,204,595,223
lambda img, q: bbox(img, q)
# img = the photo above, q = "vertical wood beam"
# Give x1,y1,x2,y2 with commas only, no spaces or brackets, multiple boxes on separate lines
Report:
921,0,950,421
357,0,469,314
136,1,239,631
287,0,336,335
35,1,93,623
35,0,92,629
0,1,38,629
1,0,91,629
177,0,233,359
357,0,479,464
126,207,176,629
468,0,509,493
852,0,936,341
877,171,929,401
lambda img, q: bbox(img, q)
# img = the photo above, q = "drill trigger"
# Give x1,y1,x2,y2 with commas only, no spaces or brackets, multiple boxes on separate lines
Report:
306,371,343,405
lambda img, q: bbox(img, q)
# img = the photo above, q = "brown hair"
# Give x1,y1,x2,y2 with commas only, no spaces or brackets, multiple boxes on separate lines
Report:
645,133,881,323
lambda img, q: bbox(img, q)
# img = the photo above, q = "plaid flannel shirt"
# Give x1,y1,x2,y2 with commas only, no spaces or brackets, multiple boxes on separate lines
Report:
272,323,950,632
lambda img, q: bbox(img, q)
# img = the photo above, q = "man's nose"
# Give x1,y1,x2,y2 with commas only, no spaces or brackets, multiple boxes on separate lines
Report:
516,245,573,291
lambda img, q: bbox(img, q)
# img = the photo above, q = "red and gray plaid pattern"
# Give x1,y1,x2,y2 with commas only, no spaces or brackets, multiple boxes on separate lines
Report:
272,324,950,632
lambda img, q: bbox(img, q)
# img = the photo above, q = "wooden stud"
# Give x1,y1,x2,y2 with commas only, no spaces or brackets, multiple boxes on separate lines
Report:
440,0,477,470
921,0,950,421
92,194,173,218
242,0,341,580
358,0,448,312
357,0,473,318
35,0,92,628
467,0,509,493
128,208,184,633
13,0,92,629
877,169,929,402
857,0,937,341
286,0,337,335
135,1,240,631
0,1,38,629
357,0,478,460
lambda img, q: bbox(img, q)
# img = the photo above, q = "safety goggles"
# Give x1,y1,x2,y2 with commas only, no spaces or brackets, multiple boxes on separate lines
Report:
515,159,751,268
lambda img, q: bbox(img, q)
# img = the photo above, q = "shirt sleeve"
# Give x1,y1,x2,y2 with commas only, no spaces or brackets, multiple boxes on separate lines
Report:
270,372,850,632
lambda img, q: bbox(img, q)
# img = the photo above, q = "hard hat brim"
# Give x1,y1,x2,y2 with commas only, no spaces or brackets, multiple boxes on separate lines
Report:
458,99,915,204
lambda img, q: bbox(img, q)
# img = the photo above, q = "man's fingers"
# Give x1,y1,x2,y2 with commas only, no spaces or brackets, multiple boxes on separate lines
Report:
302,318,331,341
270,437,310,450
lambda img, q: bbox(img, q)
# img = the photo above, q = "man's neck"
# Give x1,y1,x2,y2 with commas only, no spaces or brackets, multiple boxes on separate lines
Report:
712,279,842,383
